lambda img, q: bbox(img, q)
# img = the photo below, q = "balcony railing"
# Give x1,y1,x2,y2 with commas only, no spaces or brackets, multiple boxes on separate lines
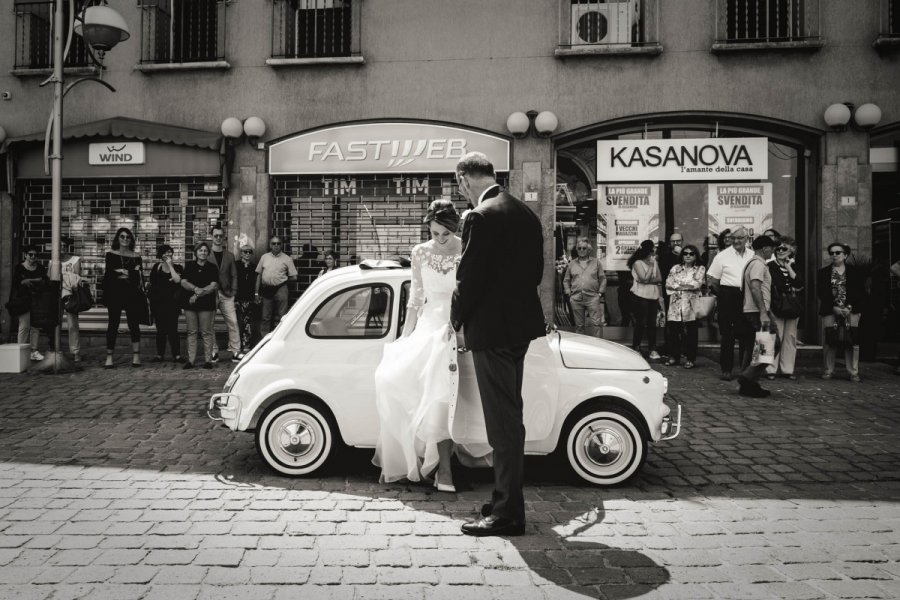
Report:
558,0,661,55
138,0,227,64
271,0,358,60
715,0,822,47
13,0,91,71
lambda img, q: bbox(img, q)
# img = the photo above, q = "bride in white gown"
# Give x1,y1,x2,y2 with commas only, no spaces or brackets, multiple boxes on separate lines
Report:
373,200,463,492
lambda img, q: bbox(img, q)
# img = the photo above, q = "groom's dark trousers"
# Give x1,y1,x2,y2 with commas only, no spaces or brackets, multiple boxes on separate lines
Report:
472,343,529,523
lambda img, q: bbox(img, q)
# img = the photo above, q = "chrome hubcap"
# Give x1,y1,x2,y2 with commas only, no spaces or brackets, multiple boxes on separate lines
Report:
270,413,325,465
583,425,624,467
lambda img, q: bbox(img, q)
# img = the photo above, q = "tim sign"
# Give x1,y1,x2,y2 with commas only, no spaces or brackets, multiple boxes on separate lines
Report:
597,137,768,182
89,142,145,165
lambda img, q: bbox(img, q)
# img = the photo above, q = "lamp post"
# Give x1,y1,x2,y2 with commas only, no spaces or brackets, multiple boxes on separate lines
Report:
36,1,128,373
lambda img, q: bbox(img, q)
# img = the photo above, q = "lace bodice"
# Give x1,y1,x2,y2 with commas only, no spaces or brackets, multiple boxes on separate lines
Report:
407,240,461,311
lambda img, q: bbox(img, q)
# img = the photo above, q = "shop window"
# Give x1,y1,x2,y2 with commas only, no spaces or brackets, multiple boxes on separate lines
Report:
138,0,227,65
714,0,823,48
558,0,661,55
12,0,91,71
307,284,393,339
270,0,361,61
875,0,900,48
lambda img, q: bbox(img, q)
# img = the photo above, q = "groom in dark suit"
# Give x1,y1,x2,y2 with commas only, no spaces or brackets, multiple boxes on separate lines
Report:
451,152,545,537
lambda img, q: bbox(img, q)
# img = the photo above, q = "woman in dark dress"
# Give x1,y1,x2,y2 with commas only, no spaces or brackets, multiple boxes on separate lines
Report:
149,244,184,363
103,227,144,368
180,242,219,369
10,245,49,361
234,243,258,360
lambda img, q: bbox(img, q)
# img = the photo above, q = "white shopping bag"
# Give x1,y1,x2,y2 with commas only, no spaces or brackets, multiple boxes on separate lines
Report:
750,331,777,366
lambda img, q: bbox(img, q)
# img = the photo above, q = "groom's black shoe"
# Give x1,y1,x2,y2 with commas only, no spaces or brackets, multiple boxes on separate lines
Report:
461,515,525,537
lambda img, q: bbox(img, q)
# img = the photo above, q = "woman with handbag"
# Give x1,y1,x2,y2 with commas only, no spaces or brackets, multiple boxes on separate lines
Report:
102,227,145,368
766,236,804,380
149,244,184,363
180,242,219,369
664,244,706,369
817,242,864,382
9,245,49,361
628,240,663,360
60,237,83,363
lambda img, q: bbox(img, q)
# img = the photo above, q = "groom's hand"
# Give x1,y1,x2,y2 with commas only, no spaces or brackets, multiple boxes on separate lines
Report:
451,319,462,332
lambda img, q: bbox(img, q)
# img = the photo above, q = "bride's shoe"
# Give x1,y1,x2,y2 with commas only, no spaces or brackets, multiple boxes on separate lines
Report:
433,474,456,493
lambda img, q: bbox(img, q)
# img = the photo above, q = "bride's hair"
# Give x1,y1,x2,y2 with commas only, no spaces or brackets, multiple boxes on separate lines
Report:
423,199,460,232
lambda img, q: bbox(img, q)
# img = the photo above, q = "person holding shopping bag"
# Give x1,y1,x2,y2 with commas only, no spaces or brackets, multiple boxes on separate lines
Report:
736,235,777,398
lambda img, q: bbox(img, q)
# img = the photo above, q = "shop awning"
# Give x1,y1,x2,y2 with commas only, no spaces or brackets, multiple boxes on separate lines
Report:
1,116,223,152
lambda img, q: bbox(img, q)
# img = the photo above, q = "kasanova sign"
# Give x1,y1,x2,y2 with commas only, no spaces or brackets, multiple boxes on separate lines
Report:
269,122,511,175
596,137,768,182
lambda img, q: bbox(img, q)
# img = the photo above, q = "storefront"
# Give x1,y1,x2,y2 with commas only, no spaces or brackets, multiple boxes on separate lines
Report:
266,120,511,299
553,112,821,342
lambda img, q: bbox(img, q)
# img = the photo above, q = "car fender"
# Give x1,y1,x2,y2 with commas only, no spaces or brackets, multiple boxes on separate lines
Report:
235,365,338,433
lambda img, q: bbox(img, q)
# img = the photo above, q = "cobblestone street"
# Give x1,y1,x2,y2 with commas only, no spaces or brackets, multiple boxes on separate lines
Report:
1,353,899,600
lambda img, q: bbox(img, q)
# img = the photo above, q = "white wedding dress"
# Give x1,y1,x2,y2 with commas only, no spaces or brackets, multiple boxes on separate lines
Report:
372,239,469,483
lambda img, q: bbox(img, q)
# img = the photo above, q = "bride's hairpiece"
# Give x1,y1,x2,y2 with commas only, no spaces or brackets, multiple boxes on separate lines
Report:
424,199,460,232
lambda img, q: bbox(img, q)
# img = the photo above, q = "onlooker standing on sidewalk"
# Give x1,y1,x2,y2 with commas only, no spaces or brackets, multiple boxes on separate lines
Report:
665,244,705,369
317,250,338,278
103,228,144,369
208,227,239,363
180,243,219,370
255,236,297,336
60,237,82,363
766,237,803,380
707,226,754,380
657,232,684,358
628,240,663,360
737,235,777,398
563,237,607,337
148,244,184,363
10,245,48,361
234,244,258,361
818,242,864,382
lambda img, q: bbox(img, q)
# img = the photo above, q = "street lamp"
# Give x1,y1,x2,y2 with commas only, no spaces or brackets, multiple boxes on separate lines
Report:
37,1,129,373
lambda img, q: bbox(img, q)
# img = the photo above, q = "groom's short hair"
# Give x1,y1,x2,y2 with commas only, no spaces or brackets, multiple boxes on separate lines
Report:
456,152,495,179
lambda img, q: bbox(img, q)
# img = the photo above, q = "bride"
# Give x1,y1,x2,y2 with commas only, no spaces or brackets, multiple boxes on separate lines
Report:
373,199,463,492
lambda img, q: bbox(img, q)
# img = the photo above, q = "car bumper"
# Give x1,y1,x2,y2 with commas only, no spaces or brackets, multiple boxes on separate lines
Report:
659,397,682,441
208,392,242,430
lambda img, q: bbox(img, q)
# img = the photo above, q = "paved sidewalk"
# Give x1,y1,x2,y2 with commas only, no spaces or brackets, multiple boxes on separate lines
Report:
0,352,898,599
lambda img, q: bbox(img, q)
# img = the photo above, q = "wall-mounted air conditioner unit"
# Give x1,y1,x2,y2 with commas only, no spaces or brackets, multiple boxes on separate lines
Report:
571,2,633,46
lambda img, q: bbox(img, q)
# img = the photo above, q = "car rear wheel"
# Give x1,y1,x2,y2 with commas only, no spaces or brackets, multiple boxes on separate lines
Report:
564,406,647,486
256,399,336,476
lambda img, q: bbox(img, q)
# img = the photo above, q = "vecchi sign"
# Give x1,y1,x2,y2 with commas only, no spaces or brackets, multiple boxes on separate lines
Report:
597,137,768,182
268,122,510,175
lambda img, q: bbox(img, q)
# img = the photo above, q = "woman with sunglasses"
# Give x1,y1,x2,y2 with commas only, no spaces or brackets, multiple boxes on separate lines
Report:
664,244,705,368
817,242,864,382
102,227,145,368
148,244,184,363
766,237,803,380
9,245,49,361
180,243,219,369
234,244,258,360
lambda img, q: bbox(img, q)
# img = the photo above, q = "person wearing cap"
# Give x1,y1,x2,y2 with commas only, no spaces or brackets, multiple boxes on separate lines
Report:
234,244,259,360
736,235,777,397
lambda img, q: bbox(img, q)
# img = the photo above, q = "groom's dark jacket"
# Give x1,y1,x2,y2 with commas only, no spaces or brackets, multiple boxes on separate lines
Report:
451,185,545,351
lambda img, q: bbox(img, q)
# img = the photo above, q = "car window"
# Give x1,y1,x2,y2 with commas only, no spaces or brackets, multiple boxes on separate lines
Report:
307,284,393,339
398,281,410,336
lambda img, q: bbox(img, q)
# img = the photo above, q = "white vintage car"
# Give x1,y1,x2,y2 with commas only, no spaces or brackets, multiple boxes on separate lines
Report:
209,261,681,486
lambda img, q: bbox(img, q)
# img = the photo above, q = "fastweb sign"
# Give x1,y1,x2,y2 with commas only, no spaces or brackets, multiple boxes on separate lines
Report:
597,137,767,182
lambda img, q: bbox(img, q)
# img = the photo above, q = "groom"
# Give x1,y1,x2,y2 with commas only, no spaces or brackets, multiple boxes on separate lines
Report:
451,151,545,537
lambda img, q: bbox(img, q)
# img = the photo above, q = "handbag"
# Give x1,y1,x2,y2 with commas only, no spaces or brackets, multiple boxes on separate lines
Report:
825,316,855,348
750,330,777,366
771,285,802,319
64,282,94,314
134,271,154,326
692,294,716,320
4,292,31,317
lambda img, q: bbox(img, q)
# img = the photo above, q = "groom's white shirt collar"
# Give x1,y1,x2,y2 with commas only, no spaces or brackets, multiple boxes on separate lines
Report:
477,184,500,206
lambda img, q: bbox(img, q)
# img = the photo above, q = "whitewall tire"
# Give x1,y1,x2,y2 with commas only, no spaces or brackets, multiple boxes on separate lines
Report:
256,400,335,476
564,407,647,486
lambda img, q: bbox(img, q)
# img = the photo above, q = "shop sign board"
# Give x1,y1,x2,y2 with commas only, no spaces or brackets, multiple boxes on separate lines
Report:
596,137,768,182
269,122,510,175
599,184,661,271
707,183,773,242
88,142,145,165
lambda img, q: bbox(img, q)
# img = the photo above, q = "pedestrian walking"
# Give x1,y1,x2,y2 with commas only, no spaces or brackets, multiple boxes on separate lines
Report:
148,244,184,363
8,245,49,361
628,240,663,360
59,237,83,363
818,242,864,382
180,243,219,370
766,237,803,380
102,227,145,368
255,236,297,336
737,235,777,397
707,226,754,380
208,226,240,363
562,237,607,337
234,244,258,361
664,244,705,368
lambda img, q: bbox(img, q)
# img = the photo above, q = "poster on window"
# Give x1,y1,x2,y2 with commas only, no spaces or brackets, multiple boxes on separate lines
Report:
707,183,773,245
599,184,660,271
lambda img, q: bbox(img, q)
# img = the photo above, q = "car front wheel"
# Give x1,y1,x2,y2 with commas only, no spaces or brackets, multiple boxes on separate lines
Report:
564,407,647,485
256,399,335,476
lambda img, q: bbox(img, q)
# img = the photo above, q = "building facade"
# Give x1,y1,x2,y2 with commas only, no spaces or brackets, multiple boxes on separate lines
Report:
1,0,899,348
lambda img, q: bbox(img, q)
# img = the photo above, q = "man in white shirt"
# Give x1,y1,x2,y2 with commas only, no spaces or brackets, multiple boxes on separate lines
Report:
255,236,297,336
707,226,754,380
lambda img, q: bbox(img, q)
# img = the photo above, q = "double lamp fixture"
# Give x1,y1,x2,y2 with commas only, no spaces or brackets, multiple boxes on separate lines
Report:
823,102,882,132
221,116,267,147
